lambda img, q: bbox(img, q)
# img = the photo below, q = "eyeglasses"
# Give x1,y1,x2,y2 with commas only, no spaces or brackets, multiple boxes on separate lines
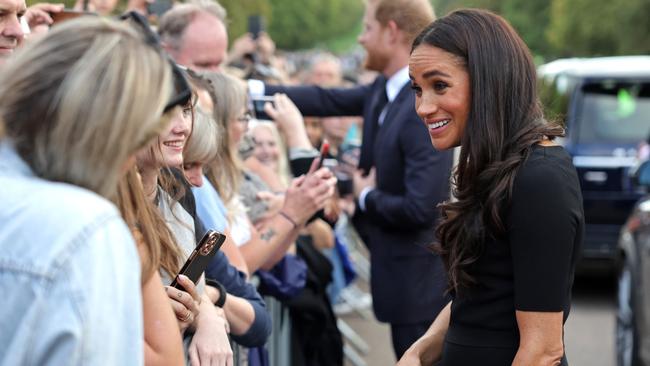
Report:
237,113,253,124
119,11,192,114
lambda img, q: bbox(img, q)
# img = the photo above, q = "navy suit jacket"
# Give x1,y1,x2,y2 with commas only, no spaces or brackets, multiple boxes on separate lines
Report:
267,76,452,324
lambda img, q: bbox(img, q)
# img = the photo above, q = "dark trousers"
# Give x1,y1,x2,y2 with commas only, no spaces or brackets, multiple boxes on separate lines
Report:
390,320,434,360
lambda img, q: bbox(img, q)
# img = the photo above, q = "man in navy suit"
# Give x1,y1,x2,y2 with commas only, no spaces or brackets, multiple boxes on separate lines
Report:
254,0,453,359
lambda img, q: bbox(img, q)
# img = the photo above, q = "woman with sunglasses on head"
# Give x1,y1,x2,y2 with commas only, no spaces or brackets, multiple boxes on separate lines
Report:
0,17,175,365
400,9,583,366
137,96,234,365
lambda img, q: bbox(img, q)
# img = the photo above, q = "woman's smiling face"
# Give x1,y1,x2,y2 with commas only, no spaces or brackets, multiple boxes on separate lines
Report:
409,44,471,150
158,105,192,168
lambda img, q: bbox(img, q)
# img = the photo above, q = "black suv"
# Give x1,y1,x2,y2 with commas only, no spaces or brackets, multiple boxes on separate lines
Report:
538,56,650,264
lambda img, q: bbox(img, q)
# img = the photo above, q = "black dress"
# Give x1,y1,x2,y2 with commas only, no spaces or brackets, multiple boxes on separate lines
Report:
440,145,584,366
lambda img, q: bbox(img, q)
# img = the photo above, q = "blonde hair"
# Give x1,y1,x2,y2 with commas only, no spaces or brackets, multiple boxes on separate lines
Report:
192,71,247,206
183,106,220,166
116,168,183,282
249,120,291,187
0,17,172,199
370,0,435,45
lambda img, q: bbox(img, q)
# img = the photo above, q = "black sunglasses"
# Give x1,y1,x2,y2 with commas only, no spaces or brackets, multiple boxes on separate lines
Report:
119,11,192,114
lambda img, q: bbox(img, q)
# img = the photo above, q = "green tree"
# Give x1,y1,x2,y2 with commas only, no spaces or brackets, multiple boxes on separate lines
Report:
221,0,363,50
433,0,500,15
546,0,650,57
219,0,271,43
500,0,552,58
266,0,363,50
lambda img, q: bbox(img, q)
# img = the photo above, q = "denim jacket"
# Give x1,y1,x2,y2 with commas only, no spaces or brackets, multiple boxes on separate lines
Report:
0,142,144,366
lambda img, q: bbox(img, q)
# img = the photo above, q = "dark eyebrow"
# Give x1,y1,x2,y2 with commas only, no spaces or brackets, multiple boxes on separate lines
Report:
422,70,451,79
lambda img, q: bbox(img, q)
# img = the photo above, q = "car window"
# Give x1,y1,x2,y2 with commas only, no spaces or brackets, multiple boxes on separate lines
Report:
577,81,650,146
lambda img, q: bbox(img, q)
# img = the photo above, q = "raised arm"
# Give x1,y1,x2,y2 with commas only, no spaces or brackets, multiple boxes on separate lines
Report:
239,168,336,271
264,83,368,118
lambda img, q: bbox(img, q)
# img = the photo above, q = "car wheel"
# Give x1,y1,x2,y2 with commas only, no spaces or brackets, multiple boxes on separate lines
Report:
616,261,639,366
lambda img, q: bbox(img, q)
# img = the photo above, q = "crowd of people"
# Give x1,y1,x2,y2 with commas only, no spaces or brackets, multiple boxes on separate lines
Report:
0,0,584,365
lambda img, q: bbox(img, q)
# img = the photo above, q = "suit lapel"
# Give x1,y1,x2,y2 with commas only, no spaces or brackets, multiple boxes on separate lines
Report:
374,82,411,145
380,82,410,130
359,77,387,172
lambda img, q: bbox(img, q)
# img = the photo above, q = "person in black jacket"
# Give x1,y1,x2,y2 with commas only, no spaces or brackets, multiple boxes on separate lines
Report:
400,9,584,366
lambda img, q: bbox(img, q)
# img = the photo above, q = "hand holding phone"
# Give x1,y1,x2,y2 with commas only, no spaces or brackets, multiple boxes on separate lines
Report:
252,96,275,121
170,230,226,289
248,15,264,40
146,0,173,19
316,140,330,170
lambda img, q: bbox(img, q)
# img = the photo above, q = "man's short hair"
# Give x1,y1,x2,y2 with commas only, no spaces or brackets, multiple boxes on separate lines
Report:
371,0,435,45
158,0,226,50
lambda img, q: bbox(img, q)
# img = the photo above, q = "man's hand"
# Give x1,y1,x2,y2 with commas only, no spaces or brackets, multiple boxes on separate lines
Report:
228,33,256,62
24,3,63,29
353,167,376,198
256,32,276,62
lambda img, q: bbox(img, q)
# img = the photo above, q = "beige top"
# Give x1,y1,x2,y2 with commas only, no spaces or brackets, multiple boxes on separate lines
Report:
157,187,206,295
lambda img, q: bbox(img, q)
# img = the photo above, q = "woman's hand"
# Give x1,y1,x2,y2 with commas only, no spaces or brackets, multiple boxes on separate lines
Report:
165,275,201,332
256,191,285,222
282,168,337,225
396,301,452,366
264,94,304,131
189,297,233,366
324,195,341,223
264,94,313,150
396,350,424,366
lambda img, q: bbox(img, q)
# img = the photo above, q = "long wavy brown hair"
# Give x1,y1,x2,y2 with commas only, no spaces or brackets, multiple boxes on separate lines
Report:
411,9,565,293
116,168,183,282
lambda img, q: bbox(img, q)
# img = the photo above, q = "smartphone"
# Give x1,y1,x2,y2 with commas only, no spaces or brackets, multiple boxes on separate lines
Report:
251,96,275,121
50,9,96,25
248,15,264,40
147,0,173,18
170,230,226,290
316,140,330,169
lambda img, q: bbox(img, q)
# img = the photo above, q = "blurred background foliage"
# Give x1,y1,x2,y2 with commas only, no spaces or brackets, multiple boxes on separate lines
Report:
219,0,364,52
29,0,649,59
220,0,649,60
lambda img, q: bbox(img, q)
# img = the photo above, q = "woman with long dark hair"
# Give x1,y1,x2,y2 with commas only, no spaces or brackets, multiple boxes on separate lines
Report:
399,9,584,366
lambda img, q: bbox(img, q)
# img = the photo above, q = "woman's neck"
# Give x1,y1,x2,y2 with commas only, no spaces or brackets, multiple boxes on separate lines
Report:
538,136,558,147
139,168,159,202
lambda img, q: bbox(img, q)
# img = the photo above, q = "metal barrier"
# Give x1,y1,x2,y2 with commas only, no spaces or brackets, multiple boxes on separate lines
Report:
228,214,373,366
265,296,291,366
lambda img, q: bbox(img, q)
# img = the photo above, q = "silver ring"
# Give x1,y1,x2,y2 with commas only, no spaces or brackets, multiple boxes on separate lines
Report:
180,310,192,322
